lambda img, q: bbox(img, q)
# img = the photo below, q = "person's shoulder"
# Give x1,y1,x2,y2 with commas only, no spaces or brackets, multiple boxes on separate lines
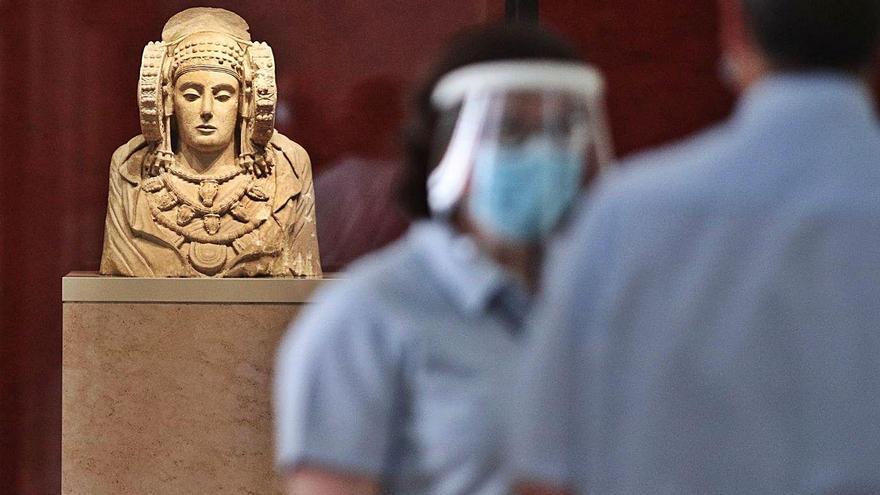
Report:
604,124,733,201
307,232,424,317
561,125,736,245
340,232,427,301
288,232,424,355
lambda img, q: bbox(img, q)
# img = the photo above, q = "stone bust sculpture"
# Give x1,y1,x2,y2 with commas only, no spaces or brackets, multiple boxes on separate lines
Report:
100,8,321,277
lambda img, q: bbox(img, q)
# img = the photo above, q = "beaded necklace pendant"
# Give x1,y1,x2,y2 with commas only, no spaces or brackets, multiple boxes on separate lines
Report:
199,180,219,207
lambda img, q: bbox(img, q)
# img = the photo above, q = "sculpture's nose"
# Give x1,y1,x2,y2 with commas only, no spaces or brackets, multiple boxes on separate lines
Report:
201,94,214,120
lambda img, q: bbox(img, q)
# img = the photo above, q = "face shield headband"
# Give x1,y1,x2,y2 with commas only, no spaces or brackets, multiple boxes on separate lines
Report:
427,61,613,217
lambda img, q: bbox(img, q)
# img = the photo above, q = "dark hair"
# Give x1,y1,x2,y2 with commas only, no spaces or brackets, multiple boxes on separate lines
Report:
742,0,880,71
399,24,581,219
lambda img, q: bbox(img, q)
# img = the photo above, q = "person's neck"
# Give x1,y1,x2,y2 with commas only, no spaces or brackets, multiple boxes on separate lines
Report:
730,53,771,94
738,66,873,98
484,240,541,293
457,214,542,293
178,141,236,175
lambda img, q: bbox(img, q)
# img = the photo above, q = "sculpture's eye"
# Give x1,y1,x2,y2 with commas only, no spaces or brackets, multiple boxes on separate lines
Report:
215,93,232,103
182,92,200,102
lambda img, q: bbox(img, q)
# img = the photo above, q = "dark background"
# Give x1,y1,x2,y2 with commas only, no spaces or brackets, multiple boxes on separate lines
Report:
1,0,744,492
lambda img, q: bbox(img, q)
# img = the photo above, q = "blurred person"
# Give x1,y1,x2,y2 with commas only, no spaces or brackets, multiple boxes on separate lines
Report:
315,77,410,272
274,24,612,495
511,1,880,494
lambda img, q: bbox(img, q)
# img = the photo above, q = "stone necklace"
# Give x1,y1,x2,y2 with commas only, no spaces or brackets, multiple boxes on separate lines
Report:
167,164,244,208
143,162,271,239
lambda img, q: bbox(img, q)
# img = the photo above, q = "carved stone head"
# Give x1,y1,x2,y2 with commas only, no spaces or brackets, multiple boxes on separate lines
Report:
172,67,240,154
138,7,277,174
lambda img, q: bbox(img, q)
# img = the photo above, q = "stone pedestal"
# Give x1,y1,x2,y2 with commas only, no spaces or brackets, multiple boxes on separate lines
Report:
62,272,332,494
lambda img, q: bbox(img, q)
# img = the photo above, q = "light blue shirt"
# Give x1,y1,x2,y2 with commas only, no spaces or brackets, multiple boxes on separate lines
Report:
275,221,529,494
511,74,880,494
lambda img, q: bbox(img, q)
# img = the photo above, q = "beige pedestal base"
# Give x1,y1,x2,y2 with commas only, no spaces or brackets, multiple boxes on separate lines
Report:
62,273,331,495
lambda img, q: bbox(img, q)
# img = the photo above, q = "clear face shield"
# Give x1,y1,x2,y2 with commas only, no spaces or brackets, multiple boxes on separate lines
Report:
428,61,613,244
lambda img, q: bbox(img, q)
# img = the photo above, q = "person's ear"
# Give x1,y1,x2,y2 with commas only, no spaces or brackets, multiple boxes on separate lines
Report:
716,0,769,92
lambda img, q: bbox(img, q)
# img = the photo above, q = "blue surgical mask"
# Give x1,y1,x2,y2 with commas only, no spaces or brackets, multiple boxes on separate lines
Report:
468,137,584,243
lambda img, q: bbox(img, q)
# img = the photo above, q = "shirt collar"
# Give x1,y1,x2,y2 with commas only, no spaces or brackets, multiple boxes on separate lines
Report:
734,72,877,130
409,220,530,321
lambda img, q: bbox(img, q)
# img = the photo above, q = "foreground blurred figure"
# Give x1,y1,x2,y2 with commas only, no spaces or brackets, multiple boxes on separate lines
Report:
512,1,880,494
274,25,611,495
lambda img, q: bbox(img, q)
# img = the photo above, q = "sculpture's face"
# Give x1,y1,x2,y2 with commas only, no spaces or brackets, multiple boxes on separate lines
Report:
173,71,240,153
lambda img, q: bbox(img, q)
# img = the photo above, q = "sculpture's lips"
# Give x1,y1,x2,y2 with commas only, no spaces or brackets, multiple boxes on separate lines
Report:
196,124,217,134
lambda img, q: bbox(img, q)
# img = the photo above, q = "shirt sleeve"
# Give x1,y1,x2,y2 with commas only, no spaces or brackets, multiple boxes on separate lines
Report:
274,282,405,477
508,188,623,487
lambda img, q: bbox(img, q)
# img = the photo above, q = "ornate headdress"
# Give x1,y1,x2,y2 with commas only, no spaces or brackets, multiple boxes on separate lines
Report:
138,8,277,175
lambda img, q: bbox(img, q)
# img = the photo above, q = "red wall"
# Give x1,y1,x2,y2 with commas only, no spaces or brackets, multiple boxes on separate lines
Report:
542,0,735,157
